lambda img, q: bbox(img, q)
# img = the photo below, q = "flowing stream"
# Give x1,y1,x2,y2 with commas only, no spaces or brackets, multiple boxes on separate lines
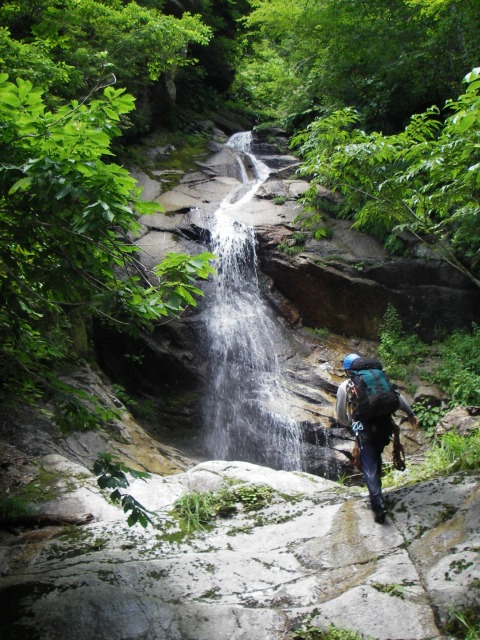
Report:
202,132,303,471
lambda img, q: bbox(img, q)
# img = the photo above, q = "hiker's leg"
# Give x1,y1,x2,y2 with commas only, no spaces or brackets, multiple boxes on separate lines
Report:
360,442,384,513
376,451,383,489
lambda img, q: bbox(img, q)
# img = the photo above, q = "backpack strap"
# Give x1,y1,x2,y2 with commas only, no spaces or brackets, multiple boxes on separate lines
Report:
349,357,383,372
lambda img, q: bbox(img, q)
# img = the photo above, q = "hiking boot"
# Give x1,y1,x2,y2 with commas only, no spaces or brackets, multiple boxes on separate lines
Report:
374,509,386,524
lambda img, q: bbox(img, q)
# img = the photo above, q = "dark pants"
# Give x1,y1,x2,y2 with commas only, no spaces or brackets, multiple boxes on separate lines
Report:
358,415,393,513
359,439,385,512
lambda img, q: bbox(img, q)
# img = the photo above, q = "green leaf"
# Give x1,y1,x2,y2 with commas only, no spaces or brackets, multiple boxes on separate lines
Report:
127,511,138,526
456,113,477,133
55,184,72,199
110,489,122,503
102,208,115,222
8,177,32,194
174,285,196,306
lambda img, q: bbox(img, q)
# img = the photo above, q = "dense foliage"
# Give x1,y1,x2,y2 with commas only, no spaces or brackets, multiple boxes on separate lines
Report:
292,69,480,286
0,74,214,421
0,0,213,129
233,0,480,132
379,307,480,407
232,0,480,292
0,1,224,425
430,325,480,406
170,0,252,112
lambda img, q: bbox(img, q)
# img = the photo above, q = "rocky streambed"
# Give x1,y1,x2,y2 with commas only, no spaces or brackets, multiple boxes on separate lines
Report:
1,454,479,640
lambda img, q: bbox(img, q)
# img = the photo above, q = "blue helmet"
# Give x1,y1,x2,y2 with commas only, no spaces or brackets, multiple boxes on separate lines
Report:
343,353,361,370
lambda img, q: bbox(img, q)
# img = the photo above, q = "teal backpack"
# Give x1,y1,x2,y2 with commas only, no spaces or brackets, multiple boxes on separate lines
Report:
349,357,400,421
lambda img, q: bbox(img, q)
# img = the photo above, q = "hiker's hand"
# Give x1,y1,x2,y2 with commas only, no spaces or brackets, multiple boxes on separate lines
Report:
408,415,418,427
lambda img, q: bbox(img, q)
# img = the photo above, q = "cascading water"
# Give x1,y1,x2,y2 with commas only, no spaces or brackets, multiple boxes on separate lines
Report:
202,132,303,471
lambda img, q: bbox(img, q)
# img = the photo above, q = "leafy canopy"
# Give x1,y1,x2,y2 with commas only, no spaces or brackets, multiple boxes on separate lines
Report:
291,68,480,287
0,0,212,97
233,0,480,132
0,74,215,412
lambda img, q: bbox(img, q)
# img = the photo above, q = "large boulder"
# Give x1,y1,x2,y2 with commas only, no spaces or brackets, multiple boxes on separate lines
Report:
435,406,480,437
256,218,480,342
1,459,478,640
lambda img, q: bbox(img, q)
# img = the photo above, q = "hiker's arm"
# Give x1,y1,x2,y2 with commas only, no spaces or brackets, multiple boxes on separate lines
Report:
335,382,351,427
398,394,418,427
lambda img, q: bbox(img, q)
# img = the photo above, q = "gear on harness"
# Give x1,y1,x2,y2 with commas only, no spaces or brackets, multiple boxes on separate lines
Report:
351,421,364,434
347,384,365,466
350,420,364,469
351,420,364,452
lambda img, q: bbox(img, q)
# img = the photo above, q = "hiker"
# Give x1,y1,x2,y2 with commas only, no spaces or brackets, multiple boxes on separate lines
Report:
335,353,418,524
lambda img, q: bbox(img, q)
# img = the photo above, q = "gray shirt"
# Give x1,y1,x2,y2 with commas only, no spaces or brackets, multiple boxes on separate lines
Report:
335,379,415,427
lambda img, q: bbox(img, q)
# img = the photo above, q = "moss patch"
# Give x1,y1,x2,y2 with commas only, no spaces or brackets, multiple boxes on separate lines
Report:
14,467,64,504
126,130,211,190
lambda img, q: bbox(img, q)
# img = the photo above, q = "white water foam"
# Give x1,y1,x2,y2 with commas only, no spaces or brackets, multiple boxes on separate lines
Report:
202,132,303,471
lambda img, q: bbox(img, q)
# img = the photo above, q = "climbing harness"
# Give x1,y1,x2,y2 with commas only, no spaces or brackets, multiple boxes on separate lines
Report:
351,419,364,444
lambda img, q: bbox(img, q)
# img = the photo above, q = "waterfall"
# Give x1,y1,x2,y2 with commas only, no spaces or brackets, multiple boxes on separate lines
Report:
202,132,303,471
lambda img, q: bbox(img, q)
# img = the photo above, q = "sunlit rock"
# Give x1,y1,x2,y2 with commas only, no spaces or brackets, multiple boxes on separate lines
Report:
1,459,477,640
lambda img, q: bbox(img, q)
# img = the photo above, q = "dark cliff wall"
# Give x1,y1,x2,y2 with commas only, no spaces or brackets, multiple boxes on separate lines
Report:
256,239,480,343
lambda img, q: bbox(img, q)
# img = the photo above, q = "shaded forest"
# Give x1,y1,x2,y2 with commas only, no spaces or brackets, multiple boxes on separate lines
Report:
1,0,479,421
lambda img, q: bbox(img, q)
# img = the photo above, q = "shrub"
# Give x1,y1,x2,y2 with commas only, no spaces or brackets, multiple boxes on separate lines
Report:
383,428,480,488
430,325,480,406
173,490,218,533
378,305,429,379
412,399,448,435
425,429,480,475
173,484,274,534
293,623,364,640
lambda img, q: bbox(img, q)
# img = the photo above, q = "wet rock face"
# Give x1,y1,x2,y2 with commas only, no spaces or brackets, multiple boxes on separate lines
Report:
92,128,478,477
0,365,195,480
1,459,478,640
256,224,480,343
132,129,480,344
248,136,480,343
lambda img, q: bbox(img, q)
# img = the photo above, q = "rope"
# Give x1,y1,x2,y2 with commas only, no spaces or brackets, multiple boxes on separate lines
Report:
392,424,406,471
